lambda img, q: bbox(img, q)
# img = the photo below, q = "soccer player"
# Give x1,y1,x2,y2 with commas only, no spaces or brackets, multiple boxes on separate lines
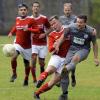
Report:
59,3,97,100
8,4,39,86
54,15,99,99
59,2,77,87
34,15,70,100
30,1,51,84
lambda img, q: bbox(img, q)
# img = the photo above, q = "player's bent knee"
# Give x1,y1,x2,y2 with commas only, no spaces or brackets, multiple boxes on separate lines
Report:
72,55,80,62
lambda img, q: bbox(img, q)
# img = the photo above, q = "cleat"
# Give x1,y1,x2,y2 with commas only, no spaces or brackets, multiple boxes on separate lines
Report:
23,80,28,86
34,92,40,100
36,80,44,88
59,94,68,100
71,75,76,87
10,74,17,82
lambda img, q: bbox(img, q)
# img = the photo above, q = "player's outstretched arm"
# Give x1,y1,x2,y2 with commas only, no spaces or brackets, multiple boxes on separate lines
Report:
92,32,100,66
93,41,100,66
8,25,16,38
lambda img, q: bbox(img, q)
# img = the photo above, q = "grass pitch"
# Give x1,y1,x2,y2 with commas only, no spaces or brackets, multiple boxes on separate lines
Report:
0,36,100,100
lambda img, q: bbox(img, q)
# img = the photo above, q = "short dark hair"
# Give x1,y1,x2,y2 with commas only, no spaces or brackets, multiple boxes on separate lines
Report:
77,15,87,23
18,3,28,9
49,15,59,21
32,1,40,7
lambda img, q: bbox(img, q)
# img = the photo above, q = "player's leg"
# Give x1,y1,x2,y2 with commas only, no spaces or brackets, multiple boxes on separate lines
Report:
60,49,74,88
66,49,90,71
36,55,64,88
38,57,45,73
34,72,61,99
10,50,19,82
20,47,32,86
57,63,69,100
58,74,69,100
31,53,37,83
23,59,30,86
71,68,76,87
38,45,48,73
31,45,38,83
59,49,75,99
36,65,56,88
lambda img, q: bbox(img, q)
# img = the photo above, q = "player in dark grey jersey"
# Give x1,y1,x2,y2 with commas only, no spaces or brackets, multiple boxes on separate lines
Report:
55,15,99,100
58,3,77,100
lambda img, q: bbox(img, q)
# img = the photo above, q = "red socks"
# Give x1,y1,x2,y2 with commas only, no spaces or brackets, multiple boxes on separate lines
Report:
36,82,51,95
11,59,17,75
38,71,48,81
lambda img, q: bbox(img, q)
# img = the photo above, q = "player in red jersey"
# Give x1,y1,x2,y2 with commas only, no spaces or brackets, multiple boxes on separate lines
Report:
34,15,70,100
30,1,51,84
8,4,39,86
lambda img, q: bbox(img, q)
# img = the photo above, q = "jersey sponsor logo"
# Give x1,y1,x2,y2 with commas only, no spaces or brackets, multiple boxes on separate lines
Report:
16,25,28,30
84,34,88,39
73,37,85,45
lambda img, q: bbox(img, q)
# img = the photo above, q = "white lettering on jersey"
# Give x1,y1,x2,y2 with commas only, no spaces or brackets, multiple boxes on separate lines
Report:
16,25,28,30
73,37,85,45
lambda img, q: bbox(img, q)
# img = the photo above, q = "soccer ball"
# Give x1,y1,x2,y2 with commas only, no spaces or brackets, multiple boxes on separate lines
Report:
2,44,16,57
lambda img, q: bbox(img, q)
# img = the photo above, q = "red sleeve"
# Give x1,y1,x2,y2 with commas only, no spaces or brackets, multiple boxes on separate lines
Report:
28,18,41,33
48,35,55,52
9,25,16,35
28,27,40,33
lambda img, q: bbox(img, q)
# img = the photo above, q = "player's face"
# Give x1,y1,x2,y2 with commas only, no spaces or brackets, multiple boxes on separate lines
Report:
50,19,61,31
18,7,28,17
32,3,40,14
76,18,86,30
64,6,72,16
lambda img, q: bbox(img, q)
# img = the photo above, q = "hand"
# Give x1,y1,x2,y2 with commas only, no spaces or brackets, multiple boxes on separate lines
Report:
8,33,12,38
53,41,57,48
94,58,100,66
53,40,60,53
92,28,97,35
39,34,46,39
23,25,28,31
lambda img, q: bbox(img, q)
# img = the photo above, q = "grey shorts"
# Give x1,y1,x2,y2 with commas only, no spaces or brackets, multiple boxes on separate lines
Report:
65,47,90,64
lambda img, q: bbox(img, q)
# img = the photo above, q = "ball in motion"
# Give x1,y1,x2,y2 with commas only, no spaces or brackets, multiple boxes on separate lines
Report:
2,44,16,57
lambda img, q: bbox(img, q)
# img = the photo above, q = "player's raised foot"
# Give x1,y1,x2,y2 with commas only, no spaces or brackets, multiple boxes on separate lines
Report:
58,94,68,100
36,79,44,88
23,80,28,86
10,74,17,82
71,74,76,87
34,92,40,100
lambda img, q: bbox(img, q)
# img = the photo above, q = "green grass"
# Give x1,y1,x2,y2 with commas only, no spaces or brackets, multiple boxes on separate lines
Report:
0,36,100,100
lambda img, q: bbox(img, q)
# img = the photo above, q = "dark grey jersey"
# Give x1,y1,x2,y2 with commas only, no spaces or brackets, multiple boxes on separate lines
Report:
64,23,96,49
59,15,76,26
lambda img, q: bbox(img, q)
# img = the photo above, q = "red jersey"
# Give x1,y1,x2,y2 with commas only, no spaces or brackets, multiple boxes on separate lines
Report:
9,16,37,49
31,14,50,45
48,27,71,58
